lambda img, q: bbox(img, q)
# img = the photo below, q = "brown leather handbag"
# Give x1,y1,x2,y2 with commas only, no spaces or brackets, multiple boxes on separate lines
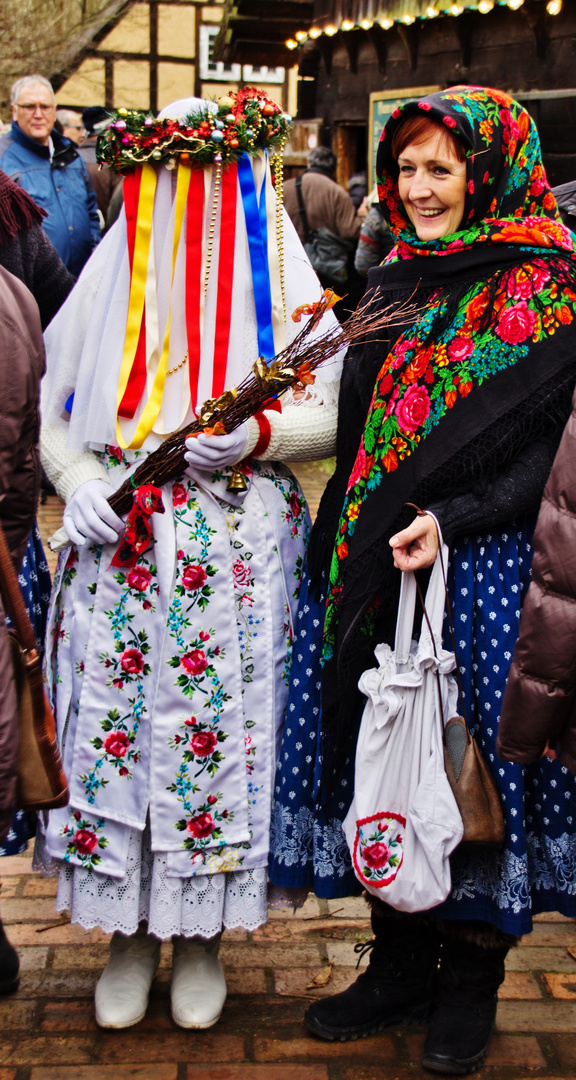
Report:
417,531,505,849
0,522,68,811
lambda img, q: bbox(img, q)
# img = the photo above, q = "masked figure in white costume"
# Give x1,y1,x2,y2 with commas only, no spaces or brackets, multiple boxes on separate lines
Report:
36,92,341,1030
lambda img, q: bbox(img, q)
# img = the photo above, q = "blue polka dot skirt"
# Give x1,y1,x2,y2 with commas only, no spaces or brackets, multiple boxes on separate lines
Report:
0,523,51,859
270,517,576,934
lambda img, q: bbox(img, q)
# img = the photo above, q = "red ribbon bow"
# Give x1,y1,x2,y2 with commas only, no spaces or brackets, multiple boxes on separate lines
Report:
110,484,165,569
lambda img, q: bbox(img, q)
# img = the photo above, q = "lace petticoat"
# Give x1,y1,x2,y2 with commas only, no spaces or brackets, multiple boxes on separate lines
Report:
34,826,268,940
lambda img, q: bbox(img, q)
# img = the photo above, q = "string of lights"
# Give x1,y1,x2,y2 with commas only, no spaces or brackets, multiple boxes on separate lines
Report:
285,0,562,50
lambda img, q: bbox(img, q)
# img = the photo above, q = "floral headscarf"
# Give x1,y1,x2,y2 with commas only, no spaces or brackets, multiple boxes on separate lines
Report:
377,84,570,258
320,86,576,736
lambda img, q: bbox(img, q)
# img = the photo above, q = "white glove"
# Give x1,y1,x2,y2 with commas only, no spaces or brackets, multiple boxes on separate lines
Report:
63,479,125,547
184,424,248,472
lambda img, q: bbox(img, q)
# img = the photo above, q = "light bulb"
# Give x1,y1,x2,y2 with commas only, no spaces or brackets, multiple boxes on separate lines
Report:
286,39,298,49
325,24,338,35
478,0,494,10
507,0,524,9
361,19,374,29
426,5,440,16
342,19,355,30
309,26,321,37
295,30,307,41
402,14,416,24
547,0,562,12
380,17,394,28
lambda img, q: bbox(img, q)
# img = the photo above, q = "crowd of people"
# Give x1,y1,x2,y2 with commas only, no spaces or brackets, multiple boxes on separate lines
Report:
1,74,576,1076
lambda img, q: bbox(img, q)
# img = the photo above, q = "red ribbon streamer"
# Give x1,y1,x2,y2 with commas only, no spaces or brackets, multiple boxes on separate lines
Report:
118,171,149,420
110,485,165,569
185,169,205,409
212,163,238,399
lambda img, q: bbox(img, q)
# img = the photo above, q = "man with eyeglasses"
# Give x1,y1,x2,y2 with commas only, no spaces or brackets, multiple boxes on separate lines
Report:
55,110,86,147
0,75,100,278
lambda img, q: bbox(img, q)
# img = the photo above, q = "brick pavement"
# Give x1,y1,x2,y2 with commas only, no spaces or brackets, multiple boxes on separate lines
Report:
0,471,574,1078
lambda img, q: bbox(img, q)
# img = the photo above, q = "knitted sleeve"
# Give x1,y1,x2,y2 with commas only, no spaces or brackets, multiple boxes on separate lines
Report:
244,395,337,462
427,438,557,547
26,226,76,329
41,422,109,503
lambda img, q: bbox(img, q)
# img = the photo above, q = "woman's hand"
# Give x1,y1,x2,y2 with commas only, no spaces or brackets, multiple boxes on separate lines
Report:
389,514,439,571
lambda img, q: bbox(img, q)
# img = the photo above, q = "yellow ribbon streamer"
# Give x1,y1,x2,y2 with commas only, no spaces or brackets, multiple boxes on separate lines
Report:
116,165,192,449
115,164,157,430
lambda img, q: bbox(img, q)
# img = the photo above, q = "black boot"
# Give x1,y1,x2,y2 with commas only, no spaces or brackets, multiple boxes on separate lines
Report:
0,919,19,995
304,908,440,1042
423,929,511,1075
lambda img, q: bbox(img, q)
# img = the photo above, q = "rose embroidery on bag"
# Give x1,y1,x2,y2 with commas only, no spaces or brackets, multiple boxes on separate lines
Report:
353,811,406,888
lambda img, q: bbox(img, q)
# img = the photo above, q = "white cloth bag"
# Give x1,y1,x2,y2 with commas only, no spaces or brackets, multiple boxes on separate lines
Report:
343,528,464,912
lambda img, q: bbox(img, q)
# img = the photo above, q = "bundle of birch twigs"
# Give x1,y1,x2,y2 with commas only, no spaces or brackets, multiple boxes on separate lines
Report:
108,287,417,517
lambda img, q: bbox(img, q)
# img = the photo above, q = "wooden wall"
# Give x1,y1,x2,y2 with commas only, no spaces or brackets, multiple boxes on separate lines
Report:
299,3,576,186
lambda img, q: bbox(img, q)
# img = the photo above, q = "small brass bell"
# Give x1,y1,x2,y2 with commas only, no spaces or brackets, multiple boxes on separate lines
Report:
226,466,248,493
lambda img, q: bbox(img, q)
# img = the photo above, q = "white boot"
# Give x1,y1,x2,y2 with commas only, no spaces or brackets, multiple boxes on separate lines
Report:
170,933,227,1029
95,923,161,1029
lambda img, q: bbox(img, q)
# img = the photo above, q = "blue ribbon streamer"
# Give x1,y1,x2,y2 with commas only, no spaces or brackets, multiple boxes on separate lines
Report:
237,153,275,358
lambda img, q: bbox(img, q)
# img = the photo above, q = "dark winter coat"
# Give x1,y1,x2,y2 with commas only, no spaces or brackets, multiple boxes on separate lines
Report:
0,268,45,841
498,386,576,775
0,123,100,277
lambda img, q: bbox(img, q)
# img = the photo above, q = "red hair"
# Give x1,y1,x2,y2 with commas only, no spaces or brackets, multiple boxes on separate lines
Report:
391,115,466,162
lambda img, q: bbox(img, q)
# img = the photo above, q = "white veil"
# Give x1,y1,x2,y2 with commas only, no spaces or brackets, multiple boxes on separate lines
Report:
42,97,342,455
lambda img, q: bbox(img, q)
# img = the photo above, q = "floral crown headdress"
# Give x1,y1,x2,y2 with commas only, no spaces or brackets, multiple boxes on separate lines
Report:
96,87,291,175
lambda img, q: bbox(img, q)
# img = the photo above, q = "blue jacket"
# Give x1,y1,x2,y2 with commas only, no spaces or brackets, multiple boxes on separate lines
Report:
0,122,100,277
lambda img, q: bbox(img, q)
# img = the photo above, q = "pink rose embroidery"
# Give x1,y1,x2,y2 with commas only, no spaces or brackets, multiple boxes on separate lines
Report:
126,567,152,592
189,730,218,757
181,649,208,676
392,336,418,369
232,560,252,590
172,482,188,506
289,492,302,517
448,338,474,363
362,842,390,869
120,649,144,674
186,812,215,839
103,731,131,757
395,384,431,433
496,301,536,344
181,564,207,591
347,445,366,492
507,262,550,300
72,828,99,855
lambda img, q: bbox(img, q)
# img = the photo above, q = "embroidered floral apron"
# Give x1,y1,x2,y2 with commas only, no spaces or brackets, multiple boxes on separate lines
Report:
44,451,308,880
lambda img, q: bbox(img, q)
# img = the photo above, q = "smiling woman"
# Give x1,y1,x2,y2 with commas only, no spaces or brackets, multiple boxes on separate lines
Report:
270,84,576,1076
395,121,467,241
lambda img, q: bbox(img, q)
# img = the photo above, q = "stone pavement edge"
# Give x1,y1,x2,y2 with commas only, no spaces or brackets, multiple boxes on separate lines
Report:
0,472,574,1078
